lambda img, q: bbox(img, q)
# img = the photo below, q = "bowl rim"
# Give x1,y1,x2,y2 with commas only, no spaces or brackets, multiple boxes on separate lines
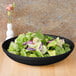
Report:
2,34,75,59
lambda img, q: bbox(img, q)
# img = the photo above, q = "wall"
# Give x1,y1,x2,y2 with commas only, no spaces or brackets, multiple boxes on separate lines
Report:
0,0,76,43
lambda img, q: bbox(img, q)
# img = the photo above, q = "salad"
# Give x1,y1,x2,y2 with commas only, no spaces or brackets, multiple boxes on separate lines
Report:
8,32,70,57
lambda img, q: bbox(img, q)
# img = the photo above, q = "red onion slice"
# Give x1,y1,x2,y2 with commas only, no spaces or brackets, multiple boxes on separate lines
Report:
23,42,27,45
39,43,43,50
27,41,33,44
26,48,36,51
23,41,33,45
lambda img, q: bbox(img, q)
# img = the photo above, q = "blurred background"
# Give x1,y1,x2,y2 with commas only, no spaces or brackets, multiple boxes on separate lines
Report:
0,0,76,43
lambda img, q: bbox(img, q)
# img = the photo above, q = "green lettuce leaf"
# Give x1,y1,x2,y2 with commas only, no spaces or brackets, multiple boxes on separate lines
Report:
48,50,56,56
15,34,27,49
55,46,65,55
28,54,37,57
47,40,57,47
25,32,34,41
63,43,70,52
35,50,44,57
20,49,26,56
44,35,54,42
8,42,19,55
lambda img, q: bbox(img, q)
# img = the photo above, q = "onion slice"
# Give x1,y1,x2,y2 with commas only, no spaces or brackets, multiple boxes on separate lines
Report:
26,48,36,51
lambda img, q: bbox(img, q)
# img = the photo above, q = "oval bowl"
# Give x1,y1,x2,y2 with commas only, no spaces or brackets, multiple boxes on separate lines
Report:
2,35,74,66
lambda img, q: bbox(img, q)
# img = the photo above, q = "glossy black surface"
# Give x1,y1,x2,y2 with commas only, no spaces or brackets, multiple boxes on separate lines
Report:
2,35,74,66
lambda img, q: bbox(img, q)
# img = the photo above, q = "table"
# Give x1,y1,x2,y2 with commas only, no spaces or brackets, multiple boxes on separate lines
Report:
0,42,76,76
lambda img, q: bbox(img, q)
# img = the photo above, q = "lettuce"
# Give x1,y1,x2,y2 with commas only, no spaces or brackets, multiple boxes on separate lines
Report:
15,34,27,44
28,54,37,57
48,50,56,56
47,40,57,47
8,32,71,57
43,54,50,57
35,50,44,57
8,42,19,55
20,49,26,56
25,32,34,41
34,32,44,40
15,34,27,50
40,45,47,54
47,37,65,48
63,43,70,52
55,46,65,55
56,37,65,47
44,35,54,42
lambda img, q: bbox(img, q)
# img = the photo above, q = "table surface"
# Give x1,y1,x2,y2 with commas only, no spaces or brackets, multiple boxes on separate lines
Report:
0,42,76,76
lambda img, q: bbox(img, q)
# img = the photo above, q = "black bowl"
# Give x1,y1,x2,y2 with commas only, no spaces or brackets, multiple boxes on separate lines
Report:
2,35,74,66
